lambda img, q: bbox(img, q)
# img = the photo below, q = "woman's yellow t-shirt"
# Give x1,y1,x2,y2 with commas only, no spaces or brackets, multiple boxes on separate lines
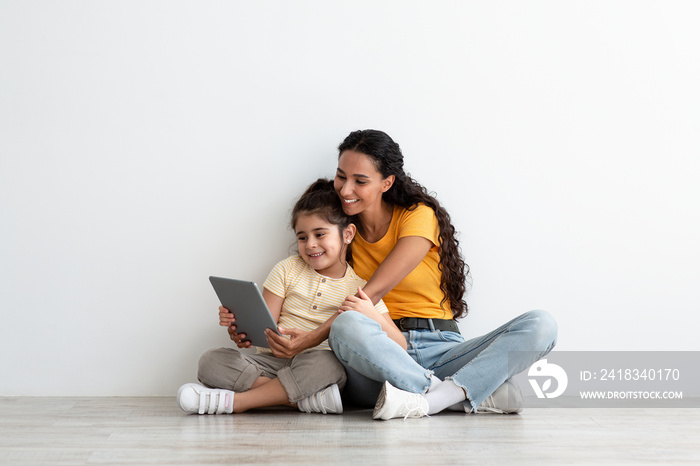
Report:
351,204,452,320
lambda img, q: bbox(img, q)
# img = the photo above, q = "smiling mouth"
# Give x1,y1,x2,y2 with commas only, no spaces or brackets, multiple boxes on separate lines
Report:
342,198,359,205
308,252,324,258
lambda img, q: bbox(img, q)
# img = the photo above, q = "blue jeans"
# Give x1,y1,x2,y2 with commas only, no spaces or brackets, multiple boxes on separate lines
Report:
328,310,558,409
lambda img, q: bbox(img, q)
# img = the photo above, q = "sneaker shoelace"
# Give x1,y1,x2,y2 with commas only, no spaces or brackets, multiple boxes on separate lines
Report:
400,400,428,421
477,394,501,413
477,388,515,414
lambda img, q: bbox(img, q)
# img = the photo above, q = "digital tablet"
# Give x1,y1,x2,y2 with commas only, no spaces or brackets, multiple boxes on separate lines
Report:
209,276,282,349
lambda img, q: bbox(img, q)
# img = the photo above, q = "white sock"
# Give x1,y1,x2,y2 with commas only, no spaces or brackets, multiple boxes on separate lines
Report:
424,379,466,415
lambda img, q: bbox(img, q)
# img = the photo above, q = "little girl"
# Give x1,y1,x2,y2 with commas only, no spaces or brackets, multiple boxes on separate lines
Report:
177,179,399,415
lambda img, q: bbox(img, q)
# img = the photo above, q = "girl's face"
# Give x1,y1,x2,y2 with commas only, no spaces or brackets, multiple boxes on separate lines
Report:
334,150,394,217
294,213,355,279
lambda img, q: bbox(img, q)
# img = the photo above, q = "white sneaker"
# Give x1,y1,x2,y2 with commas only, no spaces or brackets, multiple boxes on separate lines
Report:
177,383,235,414
372,381,429,421
297,384,343,414
472,379,524,414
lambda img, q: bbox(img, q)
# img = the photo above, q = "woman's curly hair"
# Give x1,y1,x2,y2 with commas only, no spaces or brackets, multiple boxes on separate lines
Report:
338,129,469,319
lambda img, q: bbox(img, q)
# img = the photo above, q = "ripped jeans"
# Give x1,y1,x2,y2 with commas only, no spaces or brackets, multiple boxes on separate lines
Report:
328,310,557,409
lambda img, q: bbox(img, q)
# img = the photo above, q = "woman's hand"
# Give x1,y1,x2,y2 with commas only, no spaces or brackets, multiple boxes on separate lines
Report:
341,287,408,351
339,287,381,320
220,306,252,349
265,327,312,359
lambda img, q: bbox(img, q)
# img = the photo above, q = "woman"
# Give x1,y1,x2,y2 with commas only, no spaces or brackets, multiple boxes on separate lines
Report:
326,129,558,420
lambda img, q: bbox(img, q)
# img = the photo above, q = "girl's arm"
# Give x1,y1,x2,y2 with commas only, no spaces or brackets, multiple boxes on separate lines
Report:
263,287,337,358
263,288,284,322
265,311,339,359
361,235,433,304
266,288,410,356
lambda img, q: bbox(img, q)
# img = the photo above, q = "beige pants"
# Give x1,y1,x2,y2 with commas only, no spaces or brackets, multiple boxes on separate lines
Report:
197,348,347,403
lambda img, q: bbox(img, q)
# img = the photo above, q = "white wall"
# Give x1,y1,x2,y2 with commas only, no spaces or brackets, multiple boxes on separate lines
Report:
1,1,698,396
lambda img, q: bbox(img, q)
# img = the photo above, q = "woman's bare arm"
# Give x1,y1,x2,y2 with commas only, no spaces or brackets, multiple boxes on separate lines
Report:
360,235,433,304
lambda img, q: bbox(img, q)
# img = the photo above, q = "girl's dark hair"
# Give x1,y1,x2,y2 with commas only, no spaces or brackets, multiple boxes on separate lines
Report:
291,178,353,262
338,129,469,318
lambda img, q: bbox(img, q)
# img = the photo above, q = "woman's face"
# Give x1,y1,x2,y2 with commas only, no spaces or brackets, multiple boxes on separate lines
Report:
334,150,394,217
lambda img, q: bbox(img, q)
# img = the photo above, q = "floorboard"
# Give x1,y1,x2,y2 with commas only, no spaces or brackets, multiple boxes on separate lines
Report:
1,397,698,465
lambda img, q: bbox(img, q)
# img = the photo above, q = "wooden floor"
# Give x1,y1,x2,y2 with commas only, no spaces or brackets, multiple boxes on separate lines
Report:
1,397,698,465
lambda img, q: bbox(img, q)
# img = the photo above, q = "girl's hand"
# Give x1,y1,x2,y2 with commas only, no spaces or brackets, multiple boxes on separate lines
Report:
265,327,311,359
220,306,252,349
339,287,380,319
219,306,234,326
